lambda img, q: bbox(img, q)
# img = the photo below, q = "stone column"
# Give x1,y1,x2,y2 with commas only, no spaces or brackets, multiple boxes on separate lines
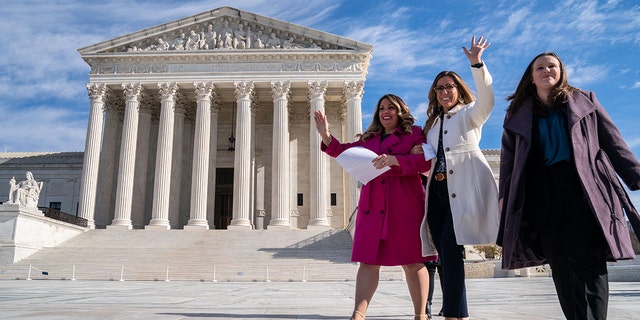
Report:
308,81,330,228
186,82,215,230
269,81,291,228
169,95,187,228
77,83,107,228
132,98,154,227
110,83,143,229
95,93,123,227
343,81,364,224
228,81,254,229
207,100,221,229
148,82,178,230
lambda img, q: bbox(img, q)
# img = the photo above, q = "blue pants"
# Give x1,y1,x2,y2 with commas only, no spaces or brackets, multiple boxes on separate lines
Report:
427,180,468,318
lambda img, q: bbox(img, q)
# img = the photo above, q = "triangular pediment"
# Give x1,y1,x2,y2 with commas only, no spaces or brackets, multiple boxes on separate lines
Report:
78,6,372,55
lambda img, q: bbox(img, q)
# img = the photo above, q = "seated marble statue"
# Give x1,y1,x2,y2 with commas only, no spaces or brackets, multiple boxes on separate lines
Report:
8,172,43,207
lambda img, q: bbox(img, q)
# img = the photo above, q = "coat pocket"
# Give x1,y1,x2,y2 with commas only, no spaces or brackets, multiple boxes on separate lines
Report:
594,149,626,231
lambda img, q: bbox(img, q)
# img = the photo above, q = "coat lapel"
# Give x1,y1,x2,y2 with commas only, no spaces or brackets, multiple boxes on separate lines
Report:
379,129,402,154
503,99,533,143
566,90,597,130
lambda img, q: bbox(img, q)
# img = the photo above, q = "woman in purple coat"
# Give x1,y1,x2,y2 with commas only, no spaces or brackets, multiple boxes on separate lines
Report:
498,52,640,320
314,94,436,320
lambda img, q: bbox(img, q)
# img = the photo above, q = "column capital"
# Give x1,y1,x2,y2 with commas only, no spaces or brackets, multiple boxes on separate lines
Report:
308,80,328,100
343,80,364,100
122,83,143,101
234,81,255,100
271,81,291,101
194,81,216,101
86,83,107,101
158,82,179,101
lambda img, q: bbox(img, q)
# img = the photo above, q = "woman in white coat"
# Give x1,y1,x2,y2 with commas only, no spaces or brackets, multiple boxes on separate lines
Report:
416,36,500,320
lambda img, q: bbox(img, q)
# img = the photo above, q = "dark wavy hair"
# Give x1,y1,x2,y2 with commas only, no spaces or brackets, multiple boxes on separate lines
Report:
423,71,475,133
506,52,577,116
359,94,415,141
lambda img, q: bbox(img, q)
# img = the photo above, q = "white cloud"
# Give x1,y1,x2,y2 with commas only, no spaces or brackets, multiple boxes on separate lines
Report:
565,64,609,87
0,104,87,152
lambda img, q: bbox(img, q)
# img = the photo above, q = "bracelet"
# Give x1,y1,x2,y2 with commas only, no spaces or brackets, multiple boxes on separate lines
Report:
471,62,484,68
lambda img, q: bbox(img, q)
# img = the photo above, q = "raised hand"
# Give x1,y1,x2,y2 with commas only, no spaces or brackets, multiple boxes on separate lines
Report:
462,35,490,65
313,110,332,145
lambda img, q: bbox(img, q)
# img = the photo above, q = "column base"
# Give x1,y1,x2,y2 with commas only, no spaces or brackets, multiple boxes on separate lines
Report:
184,224,209,231
145,224,171,230
107,224,132,230
268,219,290,228
226,224,252,231
266,225,292,230
147,219,170,229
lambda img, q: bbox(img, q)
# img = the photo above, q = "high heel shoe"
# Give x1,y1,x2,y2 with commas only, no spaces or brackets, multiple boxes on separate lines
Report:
352,310,366,319
426,301,432,319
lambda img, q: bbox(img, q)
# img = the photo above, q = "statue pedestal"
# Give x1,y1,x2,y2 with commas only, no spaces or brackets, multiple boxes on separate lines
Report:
0,204,85,265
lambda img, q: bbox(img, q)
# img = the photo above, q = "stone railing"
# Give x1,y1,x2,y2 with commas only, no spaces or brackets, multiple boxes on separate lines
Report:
39,207,88,227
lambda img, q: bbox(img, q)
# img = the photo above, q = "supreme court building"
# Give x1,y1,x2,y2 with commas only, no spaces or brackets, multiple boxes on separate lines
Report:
75,6,373,230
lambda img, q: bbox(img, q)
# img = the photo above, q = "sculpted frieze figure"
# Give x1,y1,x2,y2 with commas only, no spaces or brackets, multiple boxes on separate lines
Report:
170,33,187,50
203,24,217,49
185,30,201,50
266,32,281,49
124,18,339,53
144,38,169,51
7,172,43,208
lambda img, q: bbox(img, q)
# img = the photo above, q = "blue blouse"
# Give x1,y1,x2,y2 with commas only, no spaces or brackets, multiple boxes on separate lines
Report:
537,108,571,166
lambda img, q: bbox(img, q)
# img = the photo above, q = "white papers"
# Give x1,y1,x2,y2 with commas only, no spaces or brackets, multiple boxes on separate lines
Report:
421,143,437,161
335,146,390,185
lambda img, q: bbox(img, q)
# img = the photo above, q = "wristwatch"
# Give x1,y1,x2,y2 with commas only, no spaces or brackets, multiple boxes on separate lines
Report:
471,62,484,68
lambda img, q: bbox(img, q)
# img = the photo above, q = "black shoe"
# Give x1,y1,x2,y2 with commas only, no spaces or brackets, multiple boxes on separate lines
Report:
438,308,444,316
426,302,432,319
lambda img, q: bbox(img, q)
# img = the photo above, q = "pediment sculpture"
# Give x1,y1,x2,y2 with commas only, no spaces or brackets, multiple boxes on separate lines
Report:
7,172,43,208
125,17,333,53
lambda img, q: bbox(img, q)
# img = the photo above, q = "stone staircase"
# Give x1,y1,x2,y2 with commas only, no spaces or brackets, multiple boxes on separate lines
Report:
0,228,406,282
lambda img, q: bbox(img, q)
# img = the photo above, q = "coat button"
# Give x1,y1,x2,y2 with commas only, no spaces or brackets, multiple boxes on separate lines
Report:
448,170,453,175
445,147,450,152
451,193,456,198
444,130,448,134
446,115,451,119
365,210,370,214
387,148,392,153
381,180,386,184
380,210,385,214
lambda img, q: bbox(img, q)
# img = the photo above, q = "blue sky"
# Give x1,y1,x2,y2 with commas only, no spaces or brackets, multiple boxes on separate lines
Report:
1,2,639,172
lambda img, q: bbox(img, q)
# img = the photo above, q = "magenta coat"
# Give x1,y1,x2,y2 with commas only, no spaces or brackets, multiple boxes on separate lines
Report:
322,125,435,265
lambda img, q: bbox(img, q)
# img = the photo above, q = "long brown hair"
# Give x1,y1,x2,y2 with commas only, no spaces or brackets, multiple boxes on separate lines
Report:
423,71,475,133
359,94,415,141
506,52,577,115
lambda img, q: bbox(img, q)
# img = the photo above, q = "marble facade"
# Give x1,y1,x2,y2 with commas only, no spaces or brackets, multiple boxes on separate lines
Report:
75,6,373,230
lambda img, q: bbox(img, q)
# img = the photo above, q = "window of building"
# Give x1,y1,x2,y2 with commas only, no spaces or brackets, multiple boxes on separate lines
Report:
297,193,303,206
331,193,337,206
49,202,61,211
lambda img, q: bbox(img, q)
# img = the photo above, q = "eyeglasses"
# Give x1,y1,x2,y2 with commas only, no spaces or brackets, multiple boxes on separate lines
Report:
434,84,457,93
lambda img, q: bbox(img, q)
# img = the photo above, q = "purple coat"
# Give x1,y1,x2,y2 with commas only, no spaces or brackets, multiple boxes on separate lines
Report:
498,90,640,269
322,125,434,265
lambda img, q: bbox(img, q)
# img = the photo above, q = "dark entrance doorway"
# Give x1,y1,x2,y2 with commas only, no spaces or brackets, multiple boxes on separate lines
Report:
214,168,233,229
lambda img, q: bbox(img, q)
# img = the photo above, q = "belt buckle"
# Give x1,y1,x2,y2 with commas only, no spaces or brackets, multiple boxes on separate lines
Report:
434,172,446,181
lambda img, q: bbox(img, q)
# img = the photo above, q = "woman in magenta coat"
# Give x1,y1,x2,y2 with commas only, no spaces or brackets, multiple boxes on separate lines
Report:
314,94,436,320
